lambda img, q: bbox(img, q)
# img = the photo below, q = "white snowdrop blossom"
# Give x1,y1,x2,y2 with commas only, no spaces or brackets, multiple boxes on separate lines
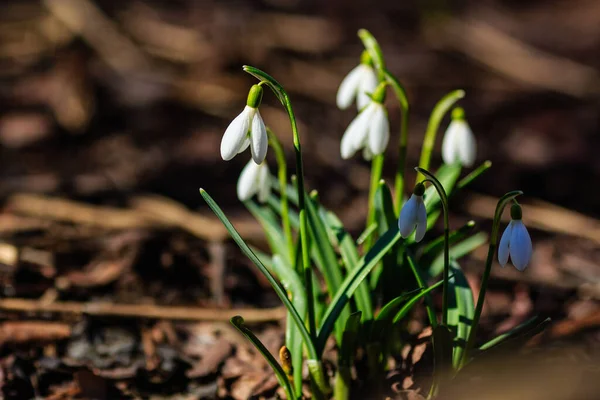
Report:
340,83,389,160
398,184,427,242
441,107,476,167
498,204,532,271
336,63,378,111
220,85,268,164
237,160,271,203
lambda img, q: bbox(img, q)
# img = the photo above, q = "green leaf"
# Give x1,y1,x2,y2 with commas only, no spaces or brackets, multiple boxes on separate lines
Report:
357,222,378,245
321,211,373,320
272,255,306,396
421,220,476,259
447,262,474,368
316,226,402,355
245,201,290,264
231,316,295,400
305,194,348,343
391,279,445,324
416,90,465,183
423,163,462,211
371,180,401,297
429,232,487,278
478,315,551,353
200,189,317,360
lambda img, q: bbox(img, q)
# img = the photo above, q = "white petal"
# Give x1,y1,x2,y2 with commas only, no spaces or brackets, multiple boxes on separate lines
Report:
257,163,271,203
340,103,375,159
509,220,532,271
336,65,364,110
441,120,460,165
362,146,373,161
456,122,477,167
237,160,260,201
368,105,389,156
237,138,250,154
399,195,418,238
414,198,427,242
221,107,253,161
498,222,513,266
356,66,378,111
250,110,268,164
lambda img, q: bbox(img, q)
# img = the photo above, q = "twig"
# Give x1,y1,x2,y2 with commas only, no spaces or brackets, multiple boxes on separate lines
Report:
0,298,287,322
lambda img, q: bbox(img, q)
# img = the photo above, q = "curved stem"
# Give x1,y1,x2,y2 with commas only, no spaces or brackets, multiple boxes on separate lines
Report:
415,167,450,325
242,65,326,394
416,90,465,184
384,70,410,215
267,128,295,265
460,190,523,367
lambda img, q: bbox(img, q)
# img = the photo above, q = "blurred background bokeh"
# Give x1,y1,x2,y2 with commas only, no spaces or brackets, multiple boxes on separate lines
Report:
0,0,599,399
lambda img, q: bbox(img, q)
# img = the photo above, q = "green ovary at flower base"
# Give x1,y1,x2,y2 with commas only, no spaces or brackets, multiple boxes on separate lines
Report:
441,107,477,167
220,84,268,164
498,203,533,271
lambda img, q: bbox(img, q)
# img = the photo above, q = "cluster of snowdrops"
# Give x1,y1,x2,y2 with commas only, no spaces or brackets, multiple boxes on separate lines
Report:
199,30,545,400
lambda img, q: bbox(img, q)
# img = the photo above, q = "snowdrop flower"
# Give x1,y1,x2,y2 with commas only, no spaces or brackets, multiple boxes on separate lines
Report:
237,160,271,203
220,84,268,164
498,204,532,271
336,50,378,111
398,183,427,242
441,107,476,167
340,83,389,160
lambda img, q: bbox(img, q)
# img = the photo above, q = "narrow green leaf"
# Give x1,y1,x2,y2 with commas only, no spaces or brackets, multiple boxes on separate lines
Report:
245,201,290,264
200,189,317,360
316,227,402,355
231,316,295,400
447,262,474,368
478,316,551,352
321,211,373,320
357,222,378,245
391,279,446,324
272,255,306,396
422,221,476,259
305,194,348,343
429,232,487,277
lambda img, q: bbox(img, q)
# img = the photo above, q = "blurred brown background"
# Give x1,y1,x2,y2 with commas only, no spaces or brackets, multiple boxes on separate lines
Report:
0,0,599,399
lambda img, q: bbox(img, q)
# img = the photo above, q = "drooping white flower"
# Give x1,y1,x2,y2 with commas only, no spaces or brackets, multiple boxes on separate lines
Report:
220,85,268,164
340,83,389,160
398,183,427,242
237,160,271,203
441,107,476,167
336,63,378,111
498,204,532,271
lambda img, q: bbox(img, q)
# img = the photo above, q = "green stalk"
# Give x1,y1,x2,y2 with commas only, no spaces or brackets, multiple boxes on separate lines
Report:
460,190,523,367
365,154,384,251
384,70,410,214
242,65,326,395
415,167,450,325
415,90,465,184
268,128,295,266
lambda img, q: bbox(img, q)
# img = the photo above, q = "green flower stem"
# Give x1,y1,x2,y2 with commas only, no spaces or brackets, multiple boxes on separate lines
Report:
384,70,410,214
461,190,523,367
415,90,465,184
415,167,450,325
358,29,385,81
267,128,295,266
406,252,438,329
242,65,328,395
365,154,385,250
